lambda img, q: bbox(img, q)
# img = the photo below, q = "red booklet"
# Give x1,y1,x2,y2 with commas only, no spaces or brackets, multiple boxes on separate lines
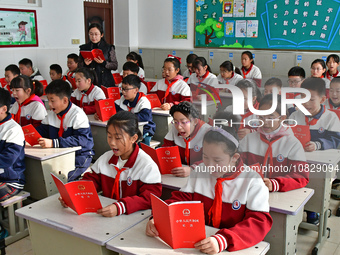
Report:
51,173,102,215
151,194,206,249
80,49,105,61
146,94,161,109
0,77,7,87
291,125,311,147
94,99,116,122
145,81,156,93
101,86,121,100
39,80,48,95
141,144,181,174
22,124,42,146
329,109,340,119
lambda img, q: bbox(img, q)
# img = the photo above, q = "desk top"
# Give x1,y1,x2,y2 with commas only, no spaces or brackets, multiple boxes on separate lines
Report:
219,92,233,98
305,149,340,166
25,146,81,161
151,108,171,116
269,187,314,215
88,114,148,128
192,100,219,106
161,174,188,191
106,218,270,255
15,194,151,246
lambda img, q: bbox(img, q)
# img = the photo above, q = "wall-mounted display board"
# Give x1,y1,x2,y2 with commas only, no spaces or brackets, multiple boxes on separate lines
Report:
194,0,340,51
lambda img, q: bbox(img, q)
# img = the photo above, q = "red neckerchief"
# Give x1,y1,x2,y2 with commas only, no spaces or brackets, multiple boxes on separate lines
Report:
162,79,178,103
326,70,339,80
14,94,37,124
67,71,75,78
239,101,259,129
56,105,71,137
225,72,234,84
111,166,127,200
304,107,326,126
260,134,284,168
241,64,253,78
126,92,145,112
328,99,340,109
208,160,243,228
80,84,95,107
197,71,210,83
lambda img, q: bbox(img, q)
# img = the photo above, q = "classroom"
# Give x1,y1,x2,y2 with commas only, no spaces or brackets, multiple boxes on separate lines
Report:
0,0,340,255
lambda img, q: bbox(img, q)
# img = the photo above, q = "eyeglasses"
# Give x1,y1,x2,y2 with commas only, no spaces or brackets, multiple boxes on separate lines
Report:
121,87,136,92
311,67,323,71
257,115,281,121
171,119,191,127
287,79,302,85
89,33,101,37
220,70,230,74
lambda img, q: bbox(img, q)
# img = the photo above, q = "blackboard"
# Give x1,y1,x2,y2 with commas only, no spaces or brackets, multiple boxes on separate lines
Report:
194,0,340,51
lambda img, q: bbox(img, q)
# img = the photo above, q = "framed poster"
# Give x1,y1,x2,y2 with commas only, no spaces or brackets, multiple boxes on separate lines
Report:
0,8,38,47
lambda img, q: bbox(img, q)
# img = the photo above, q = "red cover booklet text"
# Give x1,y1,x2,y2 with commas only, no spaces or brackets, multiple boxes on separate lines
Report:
101,86,121,100
291,125,311,147
146,94,161,109
80,49,105,60
151,194,206,249
51,173,102,215
95,99,116,122
22,124,42,146
141,144,181,174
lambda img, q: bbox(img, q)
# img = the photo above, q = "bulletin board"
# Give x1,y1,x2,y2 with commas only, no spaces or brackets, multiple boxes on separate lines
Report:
0,8,38,47
194,0,340,51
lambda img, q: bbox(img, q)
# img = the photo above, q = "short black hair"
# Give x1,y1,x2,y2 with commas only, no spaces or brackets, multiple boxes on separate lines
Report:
186,53,198,64
18,58,33,68
170,101,199,119
330,76,340,85
288,66,306,78
126,52,144,69
10,75,44,97
67,53,79,63
301,77,326,97
122,62,139,74
122,74,141,89
0,87,11,114
50,64,63,74
45,80,72,100
265,77,283,88
327,54,339,64
75,67,98,85
5,64,20,76
259,94,284,116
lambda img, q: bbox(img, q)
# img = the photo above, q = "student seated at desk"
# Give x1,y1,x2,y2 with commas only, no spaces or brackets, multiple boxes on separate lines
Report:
120,51,145,79
217,60,243,86
150,56,191,111
119,62,147,94
4,64,20,105
162,102,210,177
36,80,94,181
263,77,282,95
18,58,44,81
182,53,197,81
287,66,306,116
115,75,155,145
146,126,272,253
325,77,340,111
0,88,26,201
310,59,330,89
240,51,262,87
240,94,309,192
61,111,162,217
70,67,106,115
9,75,47,127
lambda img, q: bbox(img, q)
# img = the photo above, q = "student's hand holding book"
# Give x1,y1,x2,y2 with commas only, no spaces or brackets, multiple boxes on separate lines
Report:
194,237,219,254
58,196,68,208
304,141,317,152
171,166,191,177
145,219,159,237
263,178,273,192
38,138,53,148
93,112,101,121
161,103,171,111
97,203,118,217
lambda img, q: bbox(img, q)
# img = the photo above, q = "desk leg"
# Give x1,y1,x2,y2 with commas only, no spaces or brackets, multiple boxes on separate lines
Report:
265,209,303,255
27,221,116,255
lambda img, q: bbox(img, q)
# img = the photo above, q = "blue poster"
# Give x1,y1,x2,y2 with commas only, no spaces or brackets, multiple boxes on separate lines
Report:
173,0,188,39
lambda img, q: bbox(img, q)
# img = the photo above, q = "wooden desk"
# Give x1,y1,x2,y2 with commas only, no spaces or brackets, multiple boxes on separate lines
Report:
152,108,172,146
15,194,151,255
265,187,314,255
24,146,81,200
88,114,147,160
106,217,270,255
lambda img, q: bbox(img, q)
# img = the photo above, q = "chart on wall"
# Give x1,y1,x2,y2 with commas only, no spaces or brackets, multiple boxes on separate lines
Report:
194,0,340,51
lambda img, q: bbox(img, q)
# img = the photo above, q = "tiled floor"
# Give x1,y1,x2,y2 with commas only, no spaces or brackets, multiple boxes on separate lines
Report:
5,198,340,255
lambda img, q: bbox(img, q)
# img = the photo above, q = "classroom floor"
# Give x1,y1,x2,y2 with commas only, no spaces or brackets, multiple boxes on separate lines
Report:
5,198,340,255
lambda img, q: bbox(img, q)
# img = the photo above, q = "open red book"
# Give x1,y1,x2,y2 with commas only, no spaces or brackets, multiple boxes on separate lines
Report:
51,173,102,215
94,99,116,122
291,125,311,147
329,109,340,119
101,86,121,100
141,144,181,174
22,124,42,146
146,94,161,109
0,77,7,87
151,194,205,249
80,49,105,61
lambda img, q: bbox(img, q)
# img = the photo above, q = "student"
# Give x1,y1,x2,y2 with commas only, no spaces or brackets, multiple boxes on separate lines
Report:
49,64,63,81
36,80,94,181
162,102,211,177
125,51,145,79
240,94,309,192
240,51,262,87
182,53,198,80
4,64,20,85
325,77,340,110
146,125,273,253
310,59,330,89
187,56,219,89
224,79,260,140
0,88,25,201
70,67,106,115
290,77,340,151
64,53,78,89
115,75,155,144
9,76,46,128
217,61,243,87
121,62,148,94
287,66,306,115
60,111,162,217
326,54,340,81
263,77,282,95
18,58,44,80
150,57,191,110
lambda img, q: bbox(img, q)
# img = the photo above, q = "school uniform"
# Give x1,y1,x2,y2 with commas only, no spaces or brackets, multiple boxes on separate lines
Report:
290,105,340,150
162,120,211,165
150,78,191,105
70,84,106,115
30,67,44,81
240,126,309,192
118,81,148,95
82,144,162,215
182,69,192,79
115,92,155,136
240,64,262,87
287,93,302,116
326,70,340,81
120,67,145,79
165,160,272,252
217,73,243,85
0,114,25,195
187,71,219,88
324,98,340,110
36,101,94,181
10,94,47,127
323,77,330,89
